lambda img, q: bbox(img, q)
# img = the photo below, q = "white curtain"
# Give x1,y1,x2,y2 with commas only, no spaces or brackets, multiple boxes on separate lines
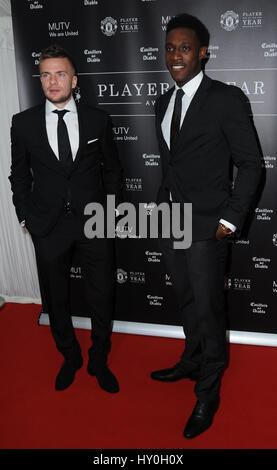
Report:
0,13,41,303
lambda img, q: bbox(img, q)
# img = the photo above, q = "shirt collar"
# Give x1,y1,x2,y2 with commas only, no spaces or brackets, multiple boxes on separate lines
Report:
174,70,203,97
45,96,77,114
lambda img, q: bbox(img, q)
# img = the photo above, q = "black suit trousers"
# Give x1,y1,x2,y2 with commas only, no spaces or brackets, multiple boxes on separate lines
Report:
32,211,115,364
161,236,229,402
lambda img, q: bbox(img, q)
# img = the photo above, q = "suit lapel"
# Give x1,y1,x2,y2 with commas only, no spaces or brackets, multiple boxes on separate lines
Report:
38,104,68,175
69,102,84,173
158,86,175,124
156,86,174,163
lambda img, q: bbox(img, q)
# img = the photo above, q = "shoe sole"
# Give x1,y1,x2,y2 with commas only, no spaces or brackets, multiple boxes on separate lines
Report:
55,361,83,391
151,373,199,382
184,419,213,439
87,365,119,393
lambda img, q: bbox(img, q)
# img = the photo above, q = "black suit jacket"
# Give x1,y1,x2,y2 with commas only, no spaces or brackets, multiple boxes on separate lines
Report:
9,101,122,237
155,74,262,241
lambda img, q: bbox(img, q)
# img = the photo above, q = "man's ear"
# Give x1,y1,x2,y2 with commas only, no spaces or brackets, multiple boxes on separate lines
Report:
72,74,78,90
199,46,208,60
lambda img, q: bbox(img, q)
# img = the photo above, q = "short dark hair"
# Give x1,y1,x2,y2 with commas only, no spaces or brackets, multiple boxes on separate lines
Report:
39,44,77,75
166,13,210,47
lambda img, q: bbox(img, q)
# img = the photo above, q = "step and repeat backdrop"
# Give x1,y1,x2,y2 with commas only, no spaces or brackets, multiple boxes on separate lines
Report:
11,0,277,336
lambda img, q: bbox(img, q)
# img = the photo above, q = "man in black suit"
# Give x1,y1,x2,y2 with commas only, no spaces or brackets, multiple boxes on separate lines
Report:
151,14,261,438
9,44,122,393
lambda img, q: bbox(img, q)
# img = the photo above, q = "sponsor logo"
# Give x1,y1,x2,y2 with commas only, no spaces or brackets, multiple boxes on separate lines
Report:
147,294,163,306
165,274,172,286
229,278,251,291
48,22,79,38
116,269,145,284
242,11,263,28
255,208,273,221
84,48,102,63
140,46,158,61
220,11,239,31
220,10,263,31
84,0,98,5
273,281,277,293
142,153,160,167
28,0,43,9
101,17,139,36
125,177,143,191
250,302,268,314
101,17,118,36
262,155,276,169
70,266,82,279
113,126,138,142
145,250,162,263
117,268,128,284
261,42,277,58
120,17,139,33
273,234,277,247
129,271,145,284
252,256,271,269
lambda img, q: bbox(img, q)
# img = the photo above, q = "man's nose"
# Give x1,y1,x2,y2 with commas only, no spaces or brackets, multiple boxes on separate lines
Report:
172,49,183,60
49,74,58,84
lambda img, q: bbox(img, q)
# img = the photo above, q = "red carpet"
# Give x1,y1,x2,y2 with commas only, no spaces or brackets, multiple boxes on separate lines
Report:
0,302,277,451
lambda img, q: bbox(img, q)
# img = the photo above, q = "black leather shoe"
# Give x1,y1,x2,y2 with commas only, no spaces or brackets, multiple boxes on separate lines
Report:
55,357,83,391
150,364,199,382
183,399,219,439
87,362,119,393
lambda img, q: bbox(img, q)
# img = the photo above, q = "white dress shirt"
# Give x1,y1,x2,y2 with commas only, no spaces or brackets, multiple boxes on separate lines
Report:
45,97,79,160
161,71,236,232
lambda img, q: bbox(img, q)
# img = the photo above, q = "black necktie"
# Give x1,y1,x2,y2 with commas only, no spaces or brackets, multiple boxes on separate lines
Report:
170,88,184,152
53,109,73,170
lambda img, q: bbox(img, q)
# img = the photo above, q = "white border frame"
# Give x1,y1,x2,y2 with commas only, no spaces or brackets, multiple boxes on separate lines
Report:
38,313,277,347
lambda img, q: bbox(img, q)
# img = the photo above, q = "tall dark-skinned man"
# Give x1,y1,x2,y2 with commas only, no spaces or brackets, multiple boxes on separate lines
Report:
151,14,261,438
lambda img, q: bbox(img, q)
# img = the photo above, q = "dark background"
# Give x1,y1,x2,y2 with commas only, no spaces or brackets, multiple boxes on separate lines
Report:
11,0,277,334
